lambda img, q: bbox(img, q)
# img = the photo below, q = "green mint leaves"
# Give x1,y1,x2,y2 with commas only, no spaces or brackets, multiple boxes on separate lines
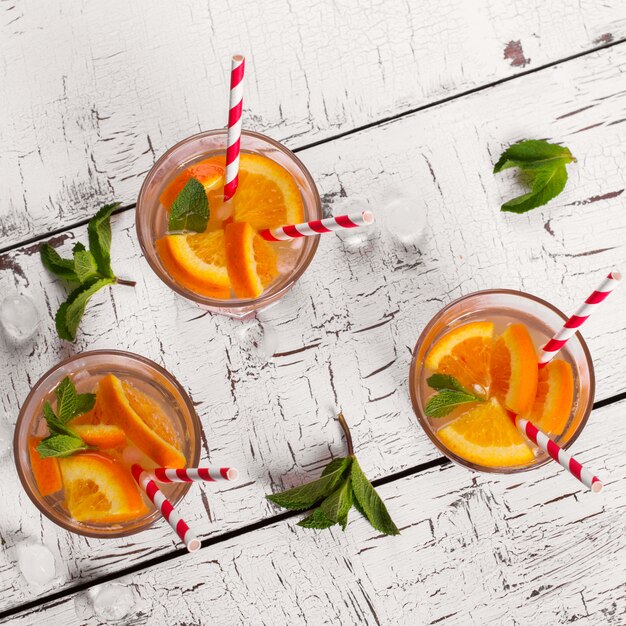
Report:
168,178,209,233
494,139,575,214
40,203,133,341
266,413,400,536
36,377,95,458
425,374,483,418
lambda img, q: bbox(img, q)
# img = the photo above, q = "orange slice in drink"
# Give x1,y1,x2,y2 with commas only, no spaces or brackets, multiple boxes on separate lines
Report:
233,154,304,230
59,452,148,523
224,221,279,298
96,375,186,467
160,157,225,210
73,424,126,449
437,398,534,467
425,321,494,393
526,359,574,435
490,323,538,415
156,230,230,299
28,436,63,497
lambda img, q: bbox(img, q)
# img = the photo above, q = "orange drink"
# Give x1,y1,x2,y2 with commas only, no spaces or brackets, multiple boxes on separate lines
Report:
410,290,595,472
136,130,322,318
14,351,200,537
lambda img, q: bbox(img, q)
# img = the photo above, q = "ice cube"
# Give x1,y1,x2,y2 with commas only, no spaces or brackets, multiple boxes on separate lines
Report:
235,319,278,364
92,583,135,622
0,294,39,343
379,193,427,246
16,543,56,587
330,195,377,248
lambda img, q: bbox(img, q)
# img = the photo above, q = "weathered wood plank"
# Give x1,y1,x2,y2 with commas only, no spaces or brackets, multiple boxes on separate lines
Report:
7,400,625,625
1,45,625,612
1,1,625,246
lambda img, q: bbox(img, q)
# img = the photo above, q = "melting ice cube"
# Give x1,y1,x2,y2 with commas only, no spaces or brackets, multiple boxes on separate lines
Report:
236,319,278,364
330,196,377,249
92,583,136,622
379,193,427,246
0,295,39,343
16,543,56,587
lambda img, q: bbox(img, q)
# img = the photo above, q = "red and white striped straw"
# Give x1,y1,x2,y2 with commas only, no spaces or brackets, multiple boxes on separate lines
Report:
224,54,245,201
152,467,239,483
514,416,603,492
259,211,375,242
538,270,621,367
131,465,201,553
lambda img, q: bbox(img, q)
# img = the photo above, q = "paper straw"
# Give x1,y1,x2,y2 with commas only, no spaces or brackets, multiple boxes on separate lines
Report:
515,416,603,492
224,54,245,201
131,465,201,552
259,211,375,242
152,467,239,483
539,270,621,367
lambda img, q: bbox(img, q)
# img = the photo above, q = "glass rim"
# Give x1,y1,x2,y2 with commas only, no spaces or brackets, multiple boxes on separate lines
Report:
13,349,202,538
409,288,596,474
136,128,322,309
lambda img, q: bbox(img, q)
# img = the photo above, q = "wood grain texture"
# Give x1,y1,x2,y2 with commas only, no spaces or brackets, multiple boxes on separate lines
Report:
1,0,625,246
7,400,625,625
0,44,625,614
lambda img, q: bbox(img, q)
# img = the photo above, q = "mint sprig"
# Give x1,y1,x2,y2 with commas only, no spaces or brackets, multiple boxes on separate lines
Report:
40,203,135,341
425,374,483,418
266,413,400,536
168,178,209,233
493,139,575,213
36,377,95,459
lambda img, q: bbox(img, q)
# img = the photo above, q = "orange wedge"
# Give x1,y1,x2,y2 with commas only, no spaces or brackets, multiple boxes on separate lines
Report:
156,231,230,299
233,154,304,230
437,398,534,467
28,436,63,497
96,375,186,467
160,157,225,210
73,424,126,449
490,324,538,415
425,321,494,393
224,221,279,298
526,359,574,435
59,452,148,523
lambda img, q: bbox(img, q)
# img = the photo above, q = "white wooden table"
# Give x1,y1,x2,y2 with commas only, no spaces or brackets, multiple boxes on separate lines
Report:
1,2,625,624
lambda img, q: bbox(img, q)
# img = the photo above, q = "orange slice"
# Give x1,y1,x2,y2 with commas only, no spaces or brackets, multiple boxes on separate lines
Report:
437,398,534,467
233,154,304,230
224,221,279,298
160,157,225,210
156,231,230,299
425,322,494,393
28,436,63,497
96,375,186,467
59,452,148,523
526,359,574,435
490,323,538,415
73,425,126,449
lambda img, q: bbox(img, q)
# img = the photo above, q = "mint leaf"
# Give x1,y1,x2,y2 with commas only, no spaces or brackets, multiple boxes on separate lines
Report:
297,508,336,529
321,477,353,530
493,139,575,214
55,277,115,341
351,458,399,536
87,203,119,278
55,377,78,422
36,435,88,458
427,374,469,393
266,458,351,511
424,389,480,418
168,178,209,233
73,248,100,283
75,393,96,415
321,456,351,477
40,244,79,283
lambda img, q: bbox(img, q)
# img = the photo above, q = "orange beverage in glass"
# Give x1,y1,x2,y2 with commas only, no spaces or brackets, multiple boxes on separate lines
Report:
136,130,322,318
14,351,200,538
410,290,595,473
